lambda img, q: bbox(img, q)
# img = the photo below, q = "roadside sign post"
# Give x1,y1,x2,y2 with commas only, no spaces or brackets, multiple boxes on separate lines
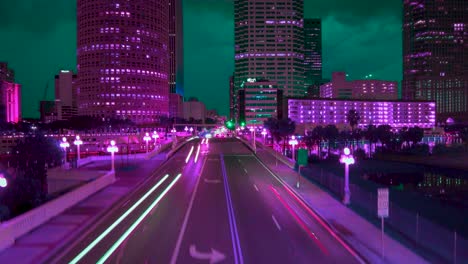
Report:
377,188,389,260
297,149,308,188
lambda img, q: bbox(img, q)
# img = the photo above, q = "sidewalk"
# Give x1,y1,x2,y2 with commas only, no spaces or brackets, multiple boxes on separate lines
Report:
254,143,429,264
0,152,167,264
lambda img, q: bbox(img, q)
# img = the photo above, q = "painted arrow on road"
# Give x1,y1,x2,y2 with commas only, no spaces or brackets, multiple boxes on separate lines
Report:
189,245,226,264
204,178,221,184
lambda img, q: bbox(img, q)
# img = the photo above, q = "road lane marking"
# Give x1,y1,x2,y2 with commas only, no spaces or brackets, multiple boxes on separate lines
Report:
69,174,170,264
204,178,222,184
169,157,207,264
189,245,225,263
243,168,247,174
185,146,194,163
272,215,282,231
253,184,259,192
220,154,244,264
194,144,201,163
97,173,183,264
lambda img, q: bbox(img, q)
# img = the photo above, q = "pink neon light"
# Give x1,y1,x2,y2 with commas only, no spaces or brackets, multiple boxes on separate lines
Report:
270,186,329,256
280,185,362,261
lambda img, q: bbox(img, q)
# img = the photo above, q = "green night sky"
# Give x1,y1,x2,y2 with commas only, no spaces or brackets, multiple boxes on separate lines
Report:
0,0,402,118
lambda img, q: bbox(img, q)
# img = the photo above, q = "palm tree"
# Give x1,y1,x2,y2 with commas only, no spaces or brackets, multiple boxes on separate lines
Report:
376,125,393,149
311,126,324,159
365,125,378,157
324,124,339,158
347,109,361,131
278,118,296,154
408,126,424,146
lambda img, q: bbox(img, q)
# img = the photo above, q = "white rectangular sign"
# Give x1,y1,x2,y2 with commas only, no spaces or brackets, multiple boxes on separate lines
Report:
377,188,389,218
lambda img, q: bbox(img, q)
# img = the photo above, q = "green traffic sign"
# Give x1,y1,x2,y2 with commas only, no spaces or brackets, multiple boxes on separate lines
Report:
297,148,308,166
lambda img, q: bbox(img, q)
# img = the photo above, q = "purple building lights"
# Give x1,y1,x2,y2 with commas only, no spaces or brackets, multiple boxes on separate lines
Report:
402,0,468,122
77,0,170,124
288,98,436,129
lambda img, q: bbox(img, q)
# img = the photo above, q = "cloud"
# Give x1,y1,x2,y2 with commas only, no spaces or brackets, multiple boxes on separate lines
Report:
0,0,76,33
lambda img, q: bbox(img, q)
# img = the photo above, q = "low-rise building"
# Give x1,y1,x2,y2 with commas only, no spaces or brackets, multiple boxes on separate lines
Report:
320,72,398,100
288,97,436,129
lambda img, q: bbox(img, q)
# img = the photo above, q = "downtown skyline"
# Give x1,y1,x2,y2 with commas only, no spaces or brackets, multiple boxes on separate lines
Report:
0,0,403,118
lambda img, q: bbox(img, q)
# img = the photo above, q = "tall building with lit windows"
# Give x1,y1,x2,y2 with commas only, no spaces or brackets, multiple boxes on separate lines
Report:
234,0,305,124
402,0,468,122
77,0,170,124
168,0,184,119
304,18,322,97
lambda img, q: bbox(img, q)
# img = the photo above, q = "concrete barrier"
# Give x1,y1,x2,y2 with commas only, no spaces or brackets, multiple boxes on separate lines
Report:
166,136,198,159
0,170,116,252
236,136,295,169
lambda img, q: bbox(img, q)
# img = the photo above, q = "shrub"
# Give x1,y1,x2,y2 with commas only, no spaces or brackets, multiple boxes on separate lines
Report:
408,144,430,156
308,154,320,163
432,144,449,155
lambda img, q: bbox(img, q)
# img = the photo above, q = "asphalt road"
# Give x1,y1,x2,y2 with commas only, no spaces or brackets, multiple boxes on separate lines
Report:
51,138,360,264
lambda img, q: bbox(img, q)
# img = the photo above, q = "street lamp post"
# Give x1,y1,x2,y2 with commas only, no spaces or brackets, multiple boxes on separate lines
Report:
152,131,159,147
261,128,267,144
340,147,355,205
184,126,188,134
107,140,119,171
60,137,70,168
289,136,298,160
189,127,194,134
249,126,256,153
143,132,151,153
74,135,83,160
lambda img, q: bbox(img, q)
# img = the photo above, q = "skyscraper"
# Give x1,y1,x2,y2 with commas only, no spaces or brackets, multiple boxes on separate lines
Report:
402,0,467,122
304,18,322,97
55,70,78,120
0,62,14,83
168,0,184,96
0,62,21,123
168,0,184,119
234,0,305,123
77,0,170,124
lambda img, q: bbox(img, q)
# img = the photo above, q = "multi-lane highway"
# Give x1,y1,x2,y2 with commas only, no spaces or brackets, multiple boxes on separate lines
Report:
50,138,362,264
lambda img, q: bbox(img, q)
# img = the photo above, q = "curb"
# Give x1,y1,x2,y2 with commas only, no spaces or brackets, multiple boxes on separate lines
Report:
245,141,369,264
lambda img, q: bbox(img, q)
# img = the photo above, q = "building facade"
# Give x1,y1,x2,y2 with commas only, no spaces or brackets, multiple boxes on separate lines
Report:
320,72,398,100
234,0,305,120
169,93,183,119
0,81,21,123
229,75,234,120
402,0,467,122
168,0,184,95
304,18,322,97
288,98,436,129
55,70,78,120
183,100,206,122
0,62,14,83
77,0,170,124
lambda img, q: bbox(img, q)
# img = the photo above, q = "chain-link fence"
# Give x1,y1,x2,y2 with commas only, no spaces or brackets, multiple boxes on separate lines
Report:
300,166,468,263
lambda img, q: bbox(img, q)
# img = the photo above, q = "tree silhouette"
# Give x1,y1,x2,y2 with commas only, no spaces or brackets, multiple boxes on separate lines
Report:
347,109,361,131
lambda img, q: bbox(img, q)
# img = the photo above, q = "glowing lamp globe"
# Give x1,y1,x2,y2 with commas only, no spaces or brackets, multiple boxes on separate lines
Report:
344,147,350,155
0,175,7,188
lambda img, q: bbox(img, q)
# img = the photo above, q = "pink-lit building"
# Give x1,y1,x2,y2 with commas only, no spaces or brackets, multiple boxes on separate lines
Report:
77,0,170,124
288,98,436,129
320,72,398,100
0,81,21,123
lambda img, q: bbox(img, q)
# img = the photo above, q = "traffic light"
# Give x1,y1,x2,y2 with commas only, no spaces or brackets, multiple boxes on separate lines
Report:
225,120,235,130
239,119,246,127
